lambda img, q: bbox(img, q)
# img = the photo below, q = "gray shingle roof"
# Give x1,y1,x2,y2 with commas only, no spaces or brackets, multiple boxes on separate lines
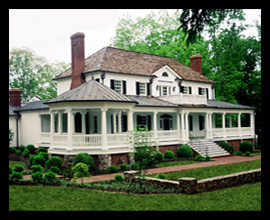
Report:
18,100,50,111
127,95,178,107
9,103,20,116
54,47,215,84
207,100,256,110
46,80,137,104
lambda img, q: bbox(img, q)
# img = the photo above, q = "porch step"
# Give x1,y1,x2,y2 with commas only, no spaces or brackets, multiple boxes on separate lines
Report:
188,140,230,157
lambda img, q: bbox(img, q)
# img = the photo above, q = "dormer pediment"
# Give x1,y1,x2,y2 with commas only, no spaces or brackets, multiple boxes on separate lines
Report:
151,64,182,82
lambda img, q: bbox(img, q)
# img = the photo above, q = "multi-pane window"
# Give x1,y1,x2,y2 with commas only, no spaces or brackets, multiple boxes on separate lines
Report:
62,113,67,133
114,80,122,93
198,87,205,95
162,86,168,95
181,86,192,94
41,115,50,132
139,83,146,95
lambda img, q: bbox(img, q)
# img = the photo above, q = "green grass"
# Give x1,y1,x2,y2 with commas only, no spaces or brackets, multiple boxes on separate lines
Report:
155,160,202,168
9,183,261,211
9,161,26,168
148,160,261,180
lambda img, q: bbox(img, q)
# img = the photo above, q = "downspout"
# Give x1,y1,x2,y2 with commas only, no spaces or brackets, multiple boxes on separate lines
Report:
16,115,20,147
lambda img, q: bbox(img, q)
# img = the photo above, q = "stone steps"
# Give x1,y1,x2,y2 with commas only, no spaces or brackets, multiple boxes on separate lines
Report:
189,140,230,157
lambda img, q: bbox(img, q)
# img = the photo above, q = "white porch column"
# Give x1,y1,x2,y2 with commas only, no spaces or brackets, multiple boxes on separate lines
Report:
50,111,55,147
181,113,185,141
101,108,108,150
127,109,134,131
153,111,158,138
58,111,62,134
81,111,87,134
222,112,226,138
113,112,117,134
67,109,73,151
238,112,242,137
176,112,180,142
101,107,108,149
205,113,209,139
209,112,213,139
118,111,122,133
185,112,189,141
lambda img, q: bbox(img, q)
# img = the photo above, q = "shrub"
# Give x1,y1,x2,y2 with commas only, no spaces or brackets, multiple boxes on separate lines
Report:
9,128,14,147
239,141,253,153
73,153,96,171
245,151,251,156
164,150,175,160
154,152,164,162
195,155,205,161
49,166,61,174
235,151,242,156
45,156,62,169
131,162,139,170
29,155,35,166
14,165,24,173
10,172,23,181
15,149,21,155
155,173,166,179
23,148,30,157
38,152,49,161
218,141,234,154
205,156,211,161
31,165,43,173
72,163,90,184
37,147,47,154
26,144,35,154
31,172,43,183
114,174,124,182
108,165,118,173
120,164,129,171
44,172,56,183
10,147,17,154
177,145,193,158
9,165,13,174
18,145,25,151
32,155,46,167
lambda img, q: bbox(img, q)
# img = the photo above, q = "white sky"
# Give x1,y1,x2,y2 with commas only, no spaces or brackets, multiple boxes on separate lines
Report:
9,9,261,64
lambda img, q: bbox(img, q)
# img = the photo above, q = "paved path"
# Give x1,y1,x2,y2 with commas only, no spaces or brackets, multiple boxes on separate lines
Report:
76,155,261,183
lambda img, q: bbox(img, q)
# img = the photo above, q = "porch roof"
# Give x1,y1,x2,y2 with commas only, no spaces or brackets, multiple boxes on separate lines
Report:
206,100,256,110
127,95,178,108
45,79,137,104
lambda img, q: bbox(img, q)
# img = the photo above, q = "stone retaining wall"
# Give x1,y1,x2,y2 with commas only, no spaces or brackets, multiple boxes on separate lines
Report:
123,168,261,194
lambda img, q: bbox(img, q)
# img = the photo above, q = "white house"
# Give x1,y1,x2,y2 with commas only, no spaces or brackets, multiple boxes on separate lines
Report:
9,32,257,169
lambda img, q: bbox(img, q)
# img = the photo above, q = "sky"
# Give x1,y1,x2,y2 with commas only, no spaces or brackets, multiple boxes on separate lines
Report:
9,9,261,64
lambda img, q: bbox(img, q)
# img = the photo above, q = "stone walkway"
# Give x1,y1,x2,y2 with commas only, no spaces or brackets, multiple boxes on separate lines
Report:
75,155,261,183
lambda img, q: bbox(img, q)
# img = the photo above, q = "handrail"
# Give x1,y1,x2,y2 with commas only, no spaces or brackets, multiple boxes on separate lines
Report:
188,132,209,156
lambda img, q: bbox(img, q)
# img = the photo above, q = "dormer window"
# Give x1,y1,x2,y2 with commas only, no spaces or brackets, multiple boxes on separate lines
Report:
162,72,168,77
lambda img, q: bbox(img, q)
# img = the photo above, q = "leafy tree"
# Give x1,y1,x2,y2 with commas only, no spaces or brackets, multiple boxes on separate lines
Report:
9,47,69,102
9,128,14,146
72,162,91,184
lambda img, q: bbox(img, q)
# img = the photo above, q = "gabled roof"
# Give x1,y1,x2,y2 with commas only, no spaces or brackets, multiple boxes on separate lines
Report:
45,79,137,104
127,95,178,108
54,46,215,84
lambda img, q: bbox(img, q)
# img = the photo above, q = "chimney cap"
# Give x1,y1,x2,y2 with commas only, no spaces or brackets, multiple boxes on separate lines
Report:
190,54,202,59
9,88,21,92
70,32,85,40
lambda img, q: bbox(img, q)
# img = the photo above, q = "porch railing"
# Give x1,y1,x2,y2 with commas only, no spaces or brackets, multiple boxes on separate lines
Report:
72,134,102,147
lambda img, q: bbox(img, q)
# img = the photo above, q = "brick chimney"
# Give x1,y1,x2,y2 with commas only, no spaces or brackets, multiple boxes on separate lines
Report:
70,32,86,89
190,54,202,74
9,88,21,107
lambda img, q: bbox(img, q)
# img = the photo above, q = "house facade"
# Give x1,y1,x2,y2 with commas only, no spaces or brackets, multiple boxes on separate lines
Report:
9,32,256,169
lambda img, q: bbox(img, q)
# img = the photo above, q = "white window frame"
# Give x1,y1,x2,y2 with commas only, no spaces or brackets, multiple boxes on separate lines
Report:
114,80,122,93
139,82,146,95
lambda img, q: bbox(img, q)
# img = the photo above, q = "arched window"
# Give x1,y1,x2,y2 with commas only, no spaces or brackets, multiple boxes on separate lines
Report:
162,72,168,77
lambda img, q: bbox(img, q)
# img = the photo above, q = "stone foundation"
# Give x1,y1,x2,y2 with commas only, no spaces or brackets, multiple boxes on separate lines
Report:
98,154,111,170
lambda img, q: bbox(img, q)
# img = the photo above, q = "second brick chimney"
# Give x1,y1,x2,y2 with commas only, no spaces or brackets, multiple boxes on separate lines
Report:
70,32,86,89
190,54,202,74
9,88,21,107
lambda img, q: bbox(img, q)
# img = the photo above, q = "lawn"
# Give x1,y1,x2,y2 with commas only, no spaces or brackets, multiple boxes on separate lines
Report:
148,160,261,180
9,182,261,211
154,159,202,168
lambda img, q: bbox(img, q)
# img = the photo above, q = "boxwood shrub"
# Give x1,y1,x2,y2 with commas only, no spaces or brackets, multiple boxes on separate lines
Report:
31,165,43,174
108,165,118,173
177,145,193,158
154,152,164,162
14,165,24,173
114,174,124,182
37,147,47,154
73,153,96,171
31,172,43,183
10,172,23,181
45,156,62,169
239,141,253,153
26,144,35,154
44,172,56,183
32,155,46,167
164,150,175,160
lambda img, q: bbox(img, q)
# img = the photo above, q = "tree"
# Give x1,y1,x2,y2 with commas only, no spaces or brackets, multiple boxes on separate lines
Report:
9,47,69,102
72,162,91,184
178,9,245,45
